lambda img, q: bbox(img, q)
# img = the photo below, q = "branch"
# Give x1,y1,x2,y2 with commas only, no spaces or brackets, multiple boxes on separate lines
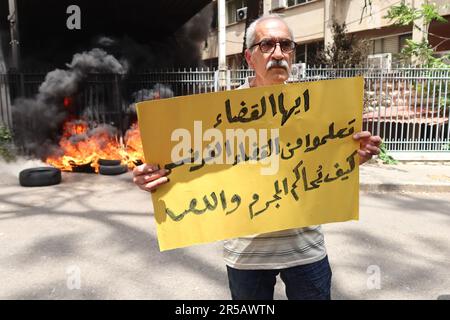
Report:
413,23,450,41
360,0,372,23
428,31,450,41
432,38,450,51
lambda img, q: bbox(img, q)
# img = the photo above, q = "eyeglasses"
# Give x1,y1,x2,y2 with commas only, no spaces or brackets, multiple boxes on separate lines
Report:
250,38,296,54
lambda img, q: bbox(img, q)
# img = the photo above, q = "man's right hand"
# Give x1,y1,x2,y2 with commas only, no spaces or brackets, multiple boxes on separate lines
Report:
132,163,170,193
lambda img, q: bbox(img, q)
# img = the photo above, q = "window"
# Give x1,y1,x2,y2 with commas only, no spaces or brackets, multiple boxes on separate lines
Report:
371,36,402,55
372,39,383,54
399,33,412,52
306,41,323,64
211,5,218,29
226,0,247,25
295,44,307,63
294,42,323,65
287,0,312,7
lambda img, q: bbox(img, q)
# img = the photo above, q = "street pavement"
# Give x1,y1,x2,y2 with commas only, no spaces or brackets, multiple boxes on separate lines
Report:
0,158,449,300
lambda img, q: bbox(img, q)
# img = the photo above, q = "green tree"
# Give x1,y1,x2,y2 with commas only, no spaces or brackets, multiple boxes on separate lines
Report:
312,22,370,67
385,1,450,67
0,124,15,162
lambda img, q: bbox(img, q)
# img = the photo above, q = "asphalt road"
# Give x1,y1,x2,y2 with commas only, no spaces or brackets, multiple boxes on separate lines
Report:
0,160,449,300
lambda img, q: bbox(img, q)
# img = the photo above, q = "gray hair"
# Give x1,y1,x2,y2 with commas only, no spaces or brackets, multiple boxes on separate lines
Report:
245,14,294,50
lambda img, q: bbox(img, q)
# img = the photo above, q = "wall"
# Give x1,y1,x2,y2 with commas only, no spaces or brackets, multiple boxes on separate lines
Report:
282,0,325,43
203,20,246,60
202,0,325,60
202,0,450,61
337,0,450,33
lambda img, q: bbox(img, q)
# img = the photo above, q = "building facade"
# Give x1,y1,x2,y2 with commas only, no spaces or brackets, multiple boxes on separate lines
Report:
202,0,450,68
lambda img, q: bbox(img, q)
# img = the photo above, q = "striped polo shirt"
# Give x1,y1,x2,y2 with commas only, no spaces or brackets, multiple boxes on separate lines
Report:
223,77,327,270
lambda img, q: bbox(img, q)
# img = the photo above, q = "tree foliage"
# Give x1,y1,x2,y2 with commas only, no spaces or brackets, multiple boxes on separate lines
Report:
312,22,370,67
0,124,15,162
385,1,450,67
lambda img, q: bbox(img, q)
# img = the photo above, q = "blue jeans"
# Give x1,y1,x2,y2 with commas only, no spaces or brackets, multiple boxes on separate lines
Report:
226,256,332,300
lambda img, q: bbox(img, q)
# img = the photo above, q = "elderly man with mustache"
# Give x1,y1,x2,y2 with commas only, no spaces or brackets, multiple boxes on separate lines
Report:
133,15,382,300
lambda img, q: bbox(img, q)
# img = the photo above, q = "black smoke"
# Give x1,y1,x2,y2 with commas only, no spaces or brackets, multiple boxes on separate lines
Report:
92,3,214,71
12,48,127,159
2,0,214,71
7,1,214,159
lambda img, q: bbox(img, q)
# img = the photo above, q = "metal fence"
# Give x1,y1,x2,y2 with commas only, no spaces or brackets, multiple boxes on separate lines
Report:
228,67,450,156
126,68,216,97
1,67,449,158
301,67,450,155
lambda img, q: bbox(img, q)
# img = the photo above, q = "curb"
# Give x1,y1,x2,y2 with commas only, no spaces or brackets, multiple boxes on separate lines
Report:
360,183,450,193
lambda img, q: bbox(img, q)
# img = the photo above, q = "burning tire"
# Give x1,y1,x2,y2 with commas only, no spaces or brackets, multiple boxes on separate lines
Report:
99,164,128,175
19,167,62,187
98,159,122,166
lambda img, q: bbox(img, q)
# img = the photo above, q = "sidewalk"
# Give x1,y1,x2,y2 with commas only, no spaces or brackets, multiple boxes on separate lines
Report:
0,158,449,299
360,160,450,193
1,158,449,193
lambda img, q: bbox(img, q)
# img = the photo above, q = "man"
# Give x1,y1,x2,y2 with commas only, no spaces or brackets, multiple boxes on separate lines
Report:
133,15,382,300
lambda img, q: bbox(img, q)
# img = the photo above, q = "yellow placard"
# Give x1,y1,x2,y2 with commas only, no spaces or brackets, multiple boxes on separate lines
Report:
137,77,363,251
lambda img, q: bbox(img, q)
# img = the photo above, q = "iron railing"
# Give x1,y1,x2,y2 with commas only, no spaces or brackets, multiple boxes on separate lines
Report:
300,67,450,153
1,67,449,158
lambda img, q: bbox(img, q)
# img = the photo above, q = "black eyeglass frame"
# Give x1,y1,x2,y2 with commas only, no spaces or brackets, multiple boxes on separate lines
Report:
249,38,296,54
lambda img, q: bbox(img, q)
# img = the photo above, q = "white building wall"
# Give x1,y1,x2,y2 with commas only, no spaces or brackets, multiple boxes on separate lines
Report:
202,0,450,61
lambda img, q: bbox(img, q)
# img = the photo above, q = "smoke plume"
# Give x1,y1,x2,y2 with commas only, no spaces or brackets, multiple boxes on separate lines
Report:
93,3,214,71
8,2,214,160
127,83,174,115
12,48,127,159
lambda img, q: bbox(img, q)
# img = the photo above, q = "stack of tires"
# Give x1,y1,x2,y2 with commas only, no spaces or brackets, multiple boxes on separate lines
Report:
98,159,128,175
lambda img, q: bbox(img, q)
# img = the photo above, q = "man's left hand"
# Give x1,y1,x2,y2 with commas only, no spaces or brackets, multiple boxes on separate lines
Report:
353,131,382,165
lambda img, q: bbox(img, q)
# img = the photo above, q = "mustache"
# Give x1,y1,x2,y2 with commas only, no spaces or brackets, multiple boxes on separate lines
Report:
266,59,289,71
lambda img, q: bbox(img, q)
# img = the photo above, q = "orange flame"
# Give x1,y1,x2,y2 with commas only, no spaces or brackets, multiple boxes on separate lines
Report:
46,120,145,173
121,123,145,168
63,97,72,108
